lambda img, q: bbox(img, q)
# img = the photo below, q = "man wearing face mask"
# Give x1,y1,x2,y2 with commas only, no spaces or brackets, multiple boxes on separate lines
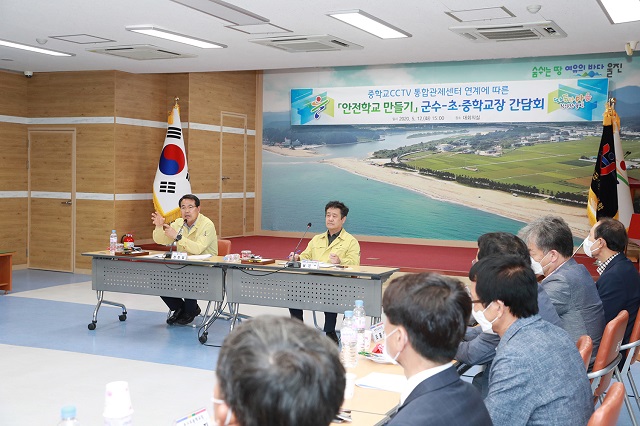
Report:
585,217,640,345
518,215,605,363
456,232,561,397
382,273,491,425
472,255,593,425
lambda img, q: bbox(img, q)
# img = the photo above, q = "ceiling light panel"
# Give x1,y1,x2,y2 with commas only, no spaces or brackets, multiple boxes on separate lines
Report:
327,10,411,39
126,26,226,49
445,7,515,23
50,34,115,44
597,0,640,23
170,0,269,25
0,39,74,56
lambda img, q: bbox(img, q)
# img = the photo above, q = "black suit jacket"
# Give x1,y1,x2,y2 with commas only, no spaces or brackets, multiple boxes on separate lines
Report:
386,366,492,426
597,253,640,344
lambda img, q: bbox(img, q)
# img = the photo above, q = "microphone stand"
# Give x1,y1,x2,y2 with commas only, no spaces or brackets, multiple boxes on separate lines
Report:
164,222,186,259
286,222,312,268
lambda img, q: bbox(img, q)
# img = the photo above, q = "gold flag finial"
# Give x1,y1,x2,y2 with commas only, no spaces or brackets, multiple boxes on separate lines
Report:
174,97,179,106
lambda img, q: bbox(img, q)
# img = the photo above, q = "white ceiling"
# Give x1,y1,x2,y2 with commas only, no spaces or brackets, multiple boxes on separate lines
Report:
0,0,639,75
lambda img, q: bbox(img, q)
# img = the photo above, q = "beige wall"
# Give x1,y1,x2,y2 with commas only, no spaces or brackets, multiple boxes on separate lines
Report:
0,69,258,270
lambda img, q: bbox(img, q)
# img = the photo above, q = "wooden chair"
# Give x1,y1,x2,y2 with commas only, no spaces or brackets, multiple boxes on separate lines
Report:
587,382,625,426
619,307,640,414
588,310,637,426
577,335,593,371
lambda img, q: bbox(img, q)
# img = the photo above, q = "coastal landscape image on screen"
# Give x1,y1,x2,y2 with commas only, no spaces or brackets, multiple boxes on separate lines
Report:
262,54,640,242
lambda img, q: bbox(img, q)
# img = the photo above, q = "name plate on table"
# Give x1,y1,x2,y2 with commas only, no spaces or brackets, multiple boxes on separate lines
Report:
174,407,210,426
240,258,275,265
170,251,188,261
114,251,150,257
301,260,320,269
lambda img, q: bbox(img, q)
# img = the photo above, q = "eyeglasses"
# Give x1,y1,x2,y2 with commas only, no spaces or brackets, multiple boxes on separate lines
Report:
180,205,197,210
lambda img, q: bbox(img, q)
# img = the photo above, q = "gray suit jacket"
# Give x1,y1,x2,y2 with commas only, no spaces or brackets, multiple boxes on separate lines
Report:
485,315,593,426
542,258,606,361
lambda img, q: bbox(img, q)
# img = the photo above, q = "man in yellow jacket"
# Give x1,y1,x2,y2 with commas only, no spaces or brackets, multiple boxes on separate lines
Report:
151,194,218,325
289,200,360,344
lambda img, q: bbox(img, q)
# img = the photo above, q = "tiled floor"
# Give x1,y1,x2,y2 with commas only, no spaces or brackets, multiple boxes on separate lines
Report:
0,269,298,425
2,269,640,425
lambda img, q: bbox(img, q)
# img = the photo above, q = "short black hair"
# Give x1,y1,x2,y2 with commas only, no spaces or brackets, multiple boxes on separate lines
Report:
471,255,538,319
594,218,628,253
518,215,574,257
179,194,200,207
382,273,471,364
216,316,344,426
477,232,531,264
325,200,349,218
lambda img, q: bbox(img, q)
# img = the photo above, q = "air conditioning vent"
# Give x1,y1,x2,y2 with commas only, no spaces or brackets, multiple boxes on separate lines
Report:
250,35,363,52
450,21,567,42
87,44,196,60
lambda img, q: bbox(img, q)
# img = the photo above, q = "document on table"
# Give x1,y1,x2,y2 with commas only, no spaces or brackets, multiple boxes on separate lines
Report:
355,373,407,393
188,254,212,260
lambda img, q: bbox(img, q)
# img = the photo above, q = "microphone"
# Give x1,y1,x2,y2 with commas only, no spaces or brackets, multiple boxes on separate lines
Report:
165,221,187,259
286,222,312,268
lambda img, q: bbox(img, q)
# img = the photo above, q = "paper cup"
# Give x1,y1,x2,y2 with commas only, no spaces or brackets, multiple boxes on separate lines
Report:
344,373,357,400
364,330,373,350
103,381,134,420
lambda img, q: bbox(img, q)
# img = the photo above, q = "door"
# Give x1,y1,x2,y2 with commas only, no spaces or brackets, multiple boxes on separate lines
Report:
28,130,75,272
220,113,247,237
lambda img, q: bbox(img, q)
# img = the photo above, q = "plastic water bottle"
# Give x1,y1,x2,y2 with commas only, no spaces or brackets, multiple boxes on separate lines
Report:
353,300,367,352
109,230,118,255
340,311,358,368
57,405,81,425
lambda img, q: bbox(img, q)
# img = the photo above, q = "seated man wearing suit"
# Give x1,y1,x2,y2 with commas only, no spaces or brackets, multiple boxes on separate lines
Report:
289,200,360,345
383,272,491,426
518,215,605,363
151,194,218,325
213,316,345,426
585,217,640,344
456,232,561,397
472,255,593,425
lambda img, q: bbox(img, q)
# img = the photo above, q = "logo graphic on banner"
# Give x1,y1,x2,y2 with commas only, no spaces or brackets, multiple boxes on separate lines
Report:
291,78,608,125
153,99,191,223
587,99,632,227
291,88,335,125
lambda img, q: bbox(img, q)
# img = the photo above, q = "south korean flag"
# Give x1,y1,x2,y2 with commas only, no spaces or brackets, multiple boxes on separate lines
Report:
153,99,192,223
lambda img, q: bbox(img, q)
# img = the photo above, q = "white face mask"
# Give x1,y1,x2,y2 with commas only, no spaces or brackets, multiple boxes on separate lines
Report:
530,256,544,276
471,302,499,335
583,236,600,258
530,251,551,276
381,328,402,364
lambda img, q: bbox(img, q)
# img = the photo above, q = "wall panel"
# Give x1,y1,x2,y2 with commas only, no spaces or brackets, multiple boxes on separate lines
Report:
188,129,219,194
0,72,27,116
115,200,154,243
189,72,257,127
114,124,164,194
0,198,27,264
75,200,114,270
0,123,27,190
28,71,116,117
76,124,115,194
115,72,167,121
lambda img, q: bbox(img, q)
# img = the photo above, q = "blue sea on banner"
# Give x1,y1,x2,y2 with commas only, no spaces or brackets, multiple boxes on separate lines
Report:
262,152,524,241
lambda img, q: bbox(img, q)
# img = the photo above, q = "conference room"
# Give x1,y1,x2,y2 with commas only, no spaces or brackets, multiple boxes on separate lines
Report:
2,0,640,424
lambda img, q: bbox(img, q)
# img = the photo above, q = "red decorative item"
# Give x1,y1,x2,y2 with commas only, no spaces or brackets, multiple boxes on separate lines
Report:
372,343,384,354
123,233,135,250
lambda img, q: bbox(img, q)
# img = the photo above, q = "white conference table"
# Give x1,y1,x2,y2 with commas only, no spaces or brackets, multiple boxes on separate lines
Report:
82,251,398,339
